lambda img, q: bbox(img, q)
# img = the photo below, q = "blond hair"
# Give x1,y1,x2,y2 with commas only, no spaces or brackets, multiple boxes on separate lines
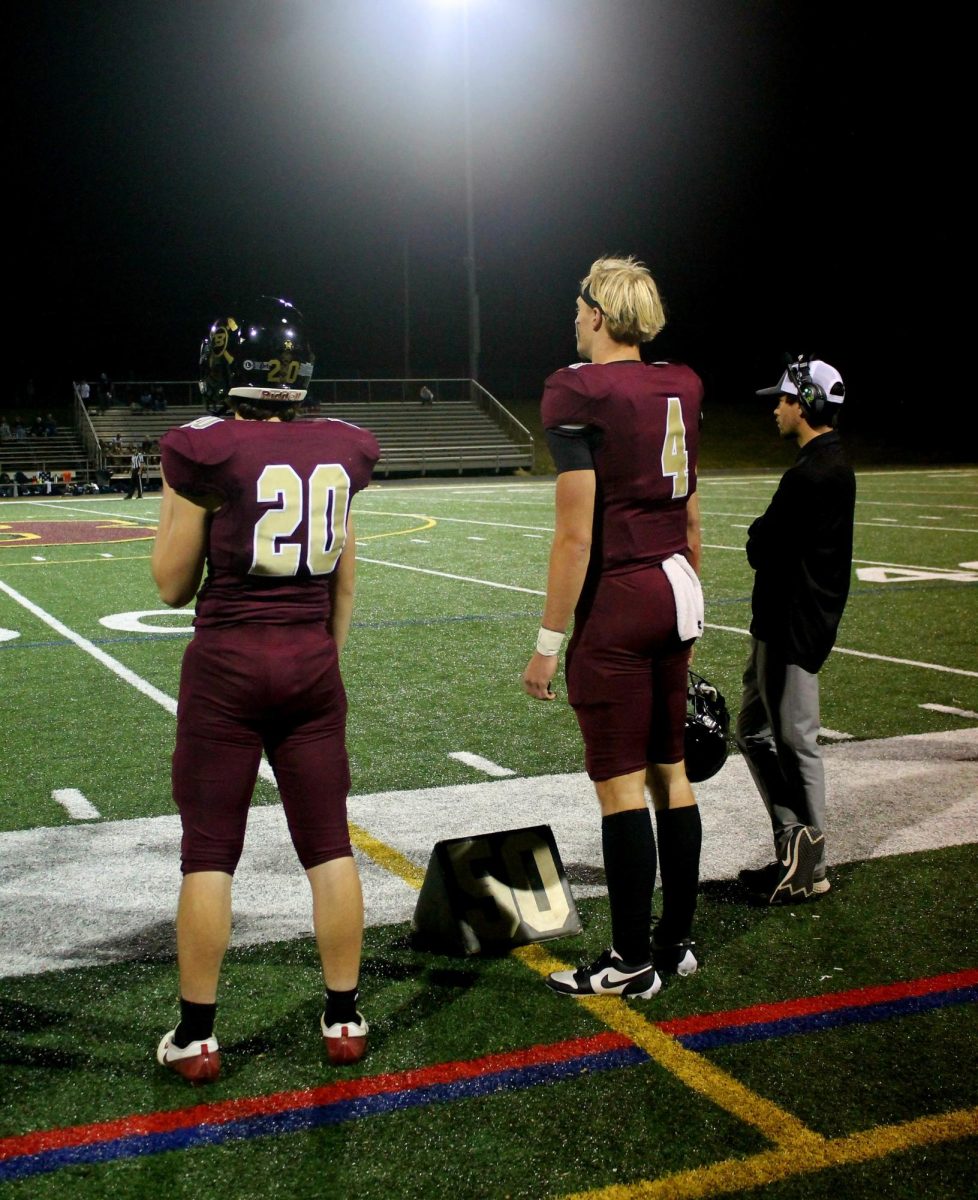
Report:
580,256,666,345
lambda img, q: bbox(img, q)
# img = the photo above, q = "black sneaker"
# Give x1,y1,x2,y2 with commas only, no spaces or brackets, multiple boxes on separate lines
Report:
651,934,699,976
546,948,661,999
740,826,824,904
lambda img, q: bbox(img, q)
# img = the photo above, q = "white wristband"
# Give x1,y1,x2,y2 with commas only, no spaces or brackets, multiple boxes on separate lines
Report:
536,626,565,656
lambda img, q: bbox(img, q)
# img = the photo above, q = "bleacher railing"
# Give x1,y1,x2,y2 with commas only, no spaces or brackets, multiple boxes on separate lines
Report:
77,378,535,475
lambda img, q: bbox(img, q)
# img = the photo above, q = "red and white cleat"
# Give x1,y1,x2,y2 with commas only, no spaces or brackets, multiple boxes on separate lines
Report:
157,1030,221,1083
320,1012,368,1065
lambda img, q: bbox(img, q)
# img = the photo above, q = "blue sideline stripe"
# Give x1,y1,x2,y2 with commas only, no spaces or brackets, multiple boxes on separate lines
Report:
0,1046,647,1182
679,986,978,1051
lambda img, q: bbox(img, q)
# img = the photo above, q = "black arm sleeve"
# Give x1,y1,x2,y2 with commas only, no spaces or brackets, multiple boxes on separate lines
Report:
545,425,602,473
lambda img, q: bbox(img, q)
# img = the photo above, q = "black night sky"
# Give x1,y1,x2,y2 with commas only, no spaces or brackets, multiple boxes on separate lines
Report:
14,0,967,432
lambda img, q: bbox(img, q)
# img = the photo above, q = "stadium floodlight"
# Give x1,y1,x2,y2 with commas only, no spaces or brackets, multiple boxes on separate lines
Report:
421,0,480,384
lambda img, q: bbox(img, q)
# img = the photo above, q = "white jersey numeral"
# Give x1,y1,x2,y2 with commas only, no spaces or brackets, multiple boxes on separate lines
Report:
250,463,351,577
661,396,689,499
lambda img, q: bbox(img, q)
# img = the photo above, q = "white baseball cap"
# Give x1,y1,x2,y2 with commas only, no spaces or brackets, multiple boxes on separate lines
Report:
757,358,846,405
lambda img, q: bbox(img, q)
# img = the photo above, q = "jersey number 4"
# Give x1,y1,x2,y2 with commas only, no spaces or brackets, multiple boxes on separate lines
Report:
250,463,351,577
661,396,689,499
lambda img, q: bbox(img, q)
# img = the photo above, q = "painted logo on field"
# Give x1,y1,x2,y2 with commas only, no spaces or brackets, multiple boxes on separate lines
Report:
0,520,154,548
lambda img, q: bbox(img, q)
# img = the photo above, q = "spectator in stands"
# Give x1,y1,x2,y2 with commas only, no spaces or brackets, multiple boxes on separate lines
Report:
78,380,91,406
0,418,10,442
14,418,27,440
140,388,154,411
30,416,45,438
420,385,434,406
153,385,167,411
99,372,113,406
44,413,58,437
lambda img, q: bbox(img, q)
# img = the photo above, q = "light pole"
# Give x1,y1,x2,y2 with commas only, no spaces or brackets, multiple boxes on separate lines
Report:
461,1,479,384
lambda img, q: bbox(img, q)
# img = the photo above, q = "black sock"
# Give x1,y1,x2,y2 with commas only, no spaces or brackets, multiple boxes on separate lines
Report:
173,998,216,1048
601,809,656,965
654,805,702,943
324,987,359,1025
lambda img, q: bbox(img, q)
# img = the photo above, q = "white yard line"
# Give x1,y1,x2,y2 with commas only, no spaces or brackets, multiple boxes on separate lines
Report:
358,557,546,595
919,704,978,720
0,579,179,715
51,789,101,820
709,510,978,534
0,579,279,788
855,501,978,511
1,498,160,524
358,561,978,678
850,557,978,572
706,621,978,678
448,752,516,778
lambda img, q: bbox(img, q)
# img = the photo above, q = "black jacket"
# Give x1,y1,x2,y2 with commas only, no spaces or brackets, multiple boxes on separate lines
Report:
747,431,856,672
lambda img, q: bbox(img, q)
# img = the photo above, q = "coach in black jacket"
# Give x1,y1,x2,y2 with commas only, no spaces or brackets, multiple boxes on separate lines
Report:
736,357,855,905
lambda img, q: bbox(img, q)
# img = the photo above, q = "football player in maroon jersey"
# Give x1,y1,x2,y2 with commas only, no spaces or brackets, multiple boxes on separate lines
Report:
523,257,704,999
152,298,379,1080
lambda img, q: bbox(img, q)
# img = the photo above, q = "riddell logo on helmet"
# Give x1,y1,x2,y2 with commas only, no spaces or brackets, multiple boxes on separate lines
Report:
260,389,302,401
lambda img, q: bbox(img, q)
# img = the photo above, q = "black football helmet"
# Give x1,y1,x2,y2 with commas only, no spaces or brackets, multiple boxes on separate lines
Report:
684,669,730,783
199,296,314,406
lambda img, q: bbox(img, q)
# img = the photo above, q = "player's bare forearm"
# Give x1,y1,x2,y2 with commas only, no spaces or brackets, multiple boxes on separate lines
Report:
685,493,702,575
523,470,594,701
541,531,591,632
541,470,595,632
151,478,210,608
328,519,357,653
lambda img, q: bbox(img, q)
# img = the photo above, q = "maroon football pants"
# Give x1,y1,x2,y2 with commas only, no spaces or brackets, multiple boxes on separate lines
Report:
172,623,353,874
566,565,691,782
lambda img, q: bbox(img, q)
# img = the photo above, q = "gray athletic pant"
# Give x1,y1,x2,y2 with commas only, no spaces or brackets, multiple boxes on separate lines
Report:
735,638,827,876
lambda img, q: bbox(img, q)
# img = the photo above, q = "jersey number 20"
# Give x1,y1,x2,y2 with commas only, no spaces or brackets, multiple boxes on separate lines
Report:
250,463,351,577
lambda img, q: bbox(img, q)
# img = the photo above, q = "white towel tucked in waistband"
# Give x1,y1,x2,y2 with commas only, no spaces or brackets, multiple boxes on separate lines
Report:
661,552,704,641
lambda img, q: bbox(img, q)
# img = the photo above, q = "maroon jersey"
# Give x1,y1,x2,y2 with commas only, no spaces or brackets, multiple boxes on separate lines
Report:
542,360,702,574
161,416,379,627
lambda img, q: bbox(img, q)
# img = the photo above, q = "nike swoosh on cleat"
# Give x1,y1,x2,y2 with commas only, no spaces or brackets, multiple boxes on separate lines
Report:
592,970,647,991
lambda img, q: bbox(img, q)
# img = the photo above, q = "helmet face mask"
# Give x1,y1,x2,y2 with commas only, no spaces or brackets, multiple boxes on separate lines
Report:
199,297,315,408
684,669,730,783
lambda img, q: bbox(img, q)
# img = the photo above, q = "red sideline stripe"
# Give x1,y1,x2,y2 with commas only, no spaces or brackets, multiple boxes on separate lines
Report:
0,1030,630,1161
656,968,978,1037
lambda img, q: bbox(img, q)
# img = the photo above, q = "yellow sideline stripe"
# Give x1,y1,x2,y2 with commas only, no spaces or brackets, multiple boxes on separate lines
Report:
349,823,428,889
341,823,820,1155
557,1106,978,1199
514,944,821,1151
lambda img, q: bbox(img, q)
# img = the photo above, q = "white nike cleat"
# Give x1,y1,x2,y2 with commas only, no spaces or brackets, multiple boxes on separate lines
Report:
546,948,661,999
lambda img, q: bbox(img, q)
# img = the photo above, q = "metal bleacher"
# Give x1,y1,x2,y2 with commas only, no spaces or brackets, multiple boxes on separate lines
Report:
80,377,534,482
0,422,91,496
